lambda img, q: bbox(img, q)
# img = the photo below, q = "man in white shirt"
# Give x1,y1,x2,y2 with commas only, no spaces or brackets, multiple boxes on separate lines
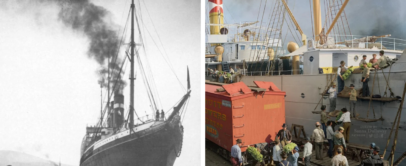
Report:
359,55,368,67
302,137,312,166
272,139,282,166
332,148,349,166
337,108,351,143
328,83,337,112
337,61,347,93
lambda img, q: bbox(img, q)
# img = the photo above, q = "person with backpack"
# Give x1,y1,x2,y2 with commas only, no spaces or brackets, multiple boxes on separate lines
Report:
278,151,291,166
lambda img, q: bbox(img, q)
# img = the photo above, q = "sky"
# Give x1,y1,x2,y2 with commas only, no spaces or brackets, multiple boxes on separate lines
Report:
0,0,200,165
206,0,406,50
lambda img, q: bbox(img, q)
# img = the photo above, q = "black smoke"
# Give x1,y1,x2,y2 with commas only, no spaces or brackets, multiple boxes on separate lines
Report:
56,0,126,90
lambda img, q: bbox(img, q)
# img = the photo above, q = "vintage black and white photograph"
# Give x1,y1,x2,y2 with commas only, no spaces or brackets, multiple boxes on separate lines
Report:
0,0,200,165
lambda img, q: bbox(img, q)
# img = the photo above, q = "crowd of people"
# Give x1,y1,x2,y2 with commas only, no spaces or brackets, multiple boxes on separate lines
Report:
208,67,243,83
337,50,391,98
229,121,384,166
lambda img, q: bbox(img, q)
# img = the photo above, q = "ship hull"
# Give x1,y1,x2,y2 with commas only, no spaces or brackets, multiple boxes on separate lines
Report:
239,72,406,160
80,117,183,166
206,65,406,162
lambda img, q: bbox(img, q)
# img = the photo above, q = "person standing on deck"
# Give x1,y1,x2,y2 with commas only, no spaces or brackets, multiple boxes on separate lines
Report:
333,127,347,156
332,148,349,166
362,62,371,97
279,152,292,166
328,82,337,112
348,84,357,118
321,105,328,139
337,61,347,93
302,137,312,166
312,122,325,160
369,54,378,64
155,109,160,121
230,67,235,74
374,50,388,69
160,109,165,121
359,55,368,67
273,139,282,166
287,146,299,166
277,123,292,147
230,139,243,166
337,108,351,143
327,121,335,158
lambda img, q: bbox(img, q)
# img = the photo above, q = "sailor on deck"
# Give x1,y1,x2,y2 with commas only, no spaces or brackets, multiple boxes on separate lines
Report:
277,123,292,147
369,54,378,64
230,139,243,166
359,55,368,67
362,62,371,97
374,50,388,69
337,61,347,93
156,109,160,121
160,109,165,121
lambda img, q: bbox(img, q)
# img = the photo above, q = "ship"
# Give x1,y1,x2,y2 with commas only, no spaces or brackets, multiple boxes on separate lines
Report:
79,0,191,166
205,0,406,165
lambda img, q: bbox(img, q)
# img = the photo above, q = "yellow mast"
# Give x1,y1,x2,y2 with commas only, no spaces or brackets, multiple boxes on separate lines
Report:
313,0,322,41
280,0,307,45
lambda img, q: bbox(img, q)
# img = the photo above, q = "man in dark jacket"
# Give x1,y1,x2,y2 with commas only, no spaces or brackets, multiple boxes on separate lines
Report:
276,123,292,147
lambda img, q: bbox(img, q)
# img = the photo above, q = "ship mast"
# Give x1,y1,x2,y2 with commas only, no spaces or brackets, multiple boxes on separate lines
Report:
129,0,135,131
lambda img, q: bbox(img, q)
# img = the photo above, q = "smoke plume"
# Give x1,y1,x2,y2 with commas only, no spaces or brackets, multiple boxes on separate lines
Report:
56,0,126,90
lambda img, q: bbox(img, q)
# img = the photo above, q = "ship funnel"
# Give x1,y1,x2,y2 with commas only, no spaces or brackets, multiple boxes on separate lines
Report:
208,0,224,35
111,90,124,129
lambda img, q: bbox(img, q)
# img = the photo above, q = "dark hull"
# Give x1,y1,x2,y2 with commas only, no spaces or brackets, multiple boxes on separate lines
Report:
80,117,183,166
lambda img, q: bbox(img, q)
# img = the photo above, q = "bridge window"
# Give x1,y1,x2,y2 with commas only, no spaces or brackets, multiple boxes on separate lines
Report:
240,45,245,50
252,45,256,50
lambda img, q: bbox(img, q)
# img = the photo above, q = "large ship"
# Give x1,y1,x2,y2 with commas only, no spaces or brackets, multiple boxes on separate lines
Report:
205,0,406,165
79,1,191,165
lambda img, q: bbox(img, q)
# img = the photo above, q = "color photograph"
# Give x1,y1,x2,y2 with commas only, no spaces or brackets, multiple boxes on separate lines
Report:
205,0,406,166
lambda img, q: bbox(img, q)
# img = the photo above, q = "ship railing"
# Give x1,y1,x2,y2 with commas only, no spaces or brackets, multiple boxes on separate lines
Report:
134,113,165,125
206,22,280,43
326,34,406,51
